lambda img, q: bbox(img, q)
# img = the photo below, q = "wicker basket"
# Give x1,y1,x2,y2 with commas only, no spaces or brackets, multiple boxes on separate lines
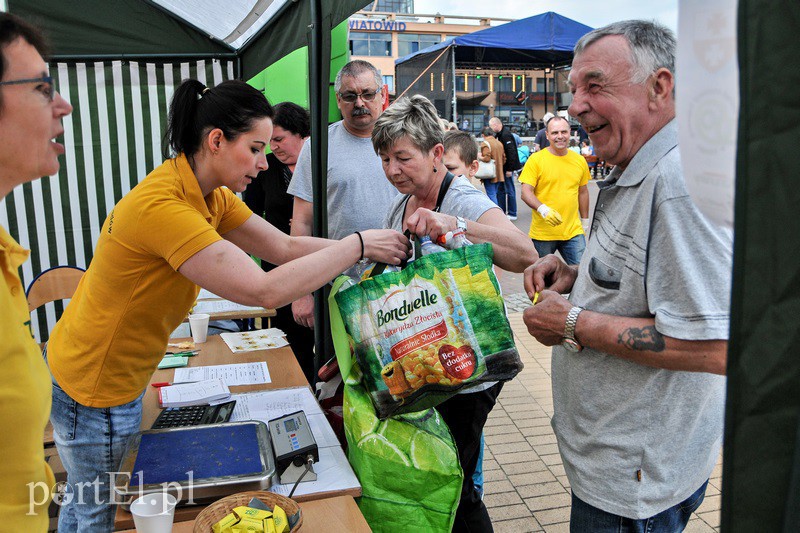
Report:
193,491,303,532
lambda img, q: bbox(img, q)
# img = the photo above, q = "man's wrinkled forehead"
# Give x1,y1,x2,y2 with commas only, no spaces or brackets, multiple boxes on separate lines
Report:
567,63,607,89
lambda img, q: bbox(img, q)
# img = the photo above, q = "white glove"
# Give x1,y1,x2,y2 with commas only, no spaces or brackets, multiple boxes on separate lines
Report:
581,217,591,234
537,204,552,218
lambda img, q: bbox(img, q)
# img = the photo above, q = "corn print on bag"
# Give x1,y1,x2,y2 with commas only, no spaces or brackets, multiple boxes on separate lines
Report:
333,243,522,419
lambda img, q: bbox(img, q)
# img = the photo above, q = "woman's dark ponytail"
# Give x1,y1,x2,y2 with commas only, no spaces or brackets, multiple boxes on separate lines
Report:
163,79,274,159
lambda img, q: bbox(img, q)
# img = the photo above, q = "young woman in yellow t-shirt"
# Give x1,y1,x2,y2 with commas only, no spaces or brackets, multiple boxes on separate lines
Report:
46,79,410,530
0,13,73,531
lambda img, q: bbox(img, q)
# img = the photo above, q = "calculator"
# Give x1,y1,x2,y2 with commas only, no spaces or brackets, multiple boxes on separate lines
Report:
150,400,237,429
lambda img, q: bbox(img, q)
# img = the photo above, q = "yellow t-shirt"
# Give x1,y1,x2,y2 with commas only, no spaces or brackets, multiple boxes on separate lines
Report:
0,226,55,530
519,149,590,241
48,154,252,407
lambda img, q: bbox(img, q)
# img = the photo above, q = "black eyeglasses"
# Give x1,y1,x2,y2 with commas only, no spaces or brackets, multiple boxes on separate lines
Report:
0,76,55,101
338,89,380,103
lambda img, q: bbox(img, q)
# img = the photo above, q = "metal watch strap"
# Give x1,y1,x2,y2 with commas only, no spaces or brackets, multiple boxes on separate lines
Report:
456,216,467,232
564,306,583,342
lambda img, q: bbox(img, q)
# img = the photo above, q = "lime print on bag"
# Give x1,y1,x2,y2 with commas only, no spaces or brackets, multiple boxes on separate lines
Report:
333,243,522,419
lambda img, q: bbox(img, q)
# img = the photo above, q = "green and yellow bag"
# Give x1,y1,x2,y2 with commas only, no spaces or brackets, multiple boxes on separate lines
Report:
332,243,522,420
330,277,463,532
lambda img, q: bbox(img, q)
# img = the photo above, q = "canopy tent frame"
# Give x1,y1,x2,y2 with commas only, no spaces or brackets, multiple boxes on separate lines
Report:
395,11,592,122
5,1,369,369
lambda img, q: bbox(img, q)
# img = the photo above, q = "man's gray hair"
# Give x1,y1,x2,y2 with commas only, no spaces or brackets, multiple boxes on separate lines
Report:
574,20,676,85
334,60,382,92
372,95,443,155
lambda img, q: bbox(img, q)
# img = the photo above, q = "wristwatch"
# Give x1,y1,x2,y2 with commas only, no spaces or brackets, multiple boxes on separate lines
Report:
561,306,583,352
455,216,467,232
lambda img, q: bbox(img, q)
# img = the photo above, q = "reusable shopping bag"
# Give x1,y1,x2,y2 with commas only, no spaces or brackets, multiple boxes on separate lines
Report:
329,277,462,532
332,243,522,420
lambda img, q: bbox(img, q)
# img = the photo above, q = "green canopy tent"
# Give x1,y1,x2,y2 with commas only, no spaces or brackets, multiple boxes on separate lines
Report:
4,0,368,355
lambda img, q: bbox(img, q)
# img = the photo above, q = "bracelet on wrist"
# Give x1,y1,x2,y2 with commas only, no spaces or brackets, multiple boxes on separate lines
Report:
354,231,364,260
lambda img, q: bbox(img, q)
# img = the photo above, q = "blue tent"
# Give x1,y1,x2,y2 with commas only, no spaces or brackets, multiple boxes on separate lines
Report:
396,11,593,69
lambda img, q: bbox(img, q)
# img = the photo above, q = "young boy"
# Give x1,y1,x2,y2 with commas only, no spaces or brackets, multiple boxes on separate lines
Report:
442,130,480,186
442,129,488,497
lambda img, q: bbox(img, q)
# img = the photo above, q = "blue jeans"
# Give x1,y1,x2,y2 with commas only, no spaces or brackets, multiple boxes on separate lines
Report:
48,354,144,532
570,480,709,532
497,172,518,216
533,234,586,265
483,180,501,207
472,433,485,498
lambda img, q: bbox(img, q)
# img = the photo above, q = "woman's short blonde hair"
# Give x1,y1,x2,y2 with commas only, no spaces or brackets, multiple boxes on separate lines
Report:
372,95,444,155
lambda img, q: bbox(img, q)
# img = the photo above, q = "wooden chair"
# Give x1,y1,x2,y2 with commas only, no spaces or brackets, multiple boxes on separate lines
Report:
26,265,85,313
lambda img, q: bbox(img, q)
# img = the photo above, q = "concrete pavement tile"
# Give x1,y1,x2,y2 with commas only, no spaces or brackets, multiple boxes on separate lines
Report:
485,415,513,427
513,417,552,429
520,424,556,437
484,459,501,471
696,494,720,513
491,442,534,455
684,518,717,533
492,517,543,532
526,434,558,446
503,402,541,413
542,522,571,533
485,424,519,436
494,450,541,465
696,510,721,528
485,433,527,446
483,491,525,507
484,479,515,494
484,468,510,482
548,464,567,477
541,454,563,466
556,475,571,489
488,503,536,521
533,506,571,525
704,483,720,496
507,468,558,484
532,443,560,456
516,481,566,498
524,492,572,512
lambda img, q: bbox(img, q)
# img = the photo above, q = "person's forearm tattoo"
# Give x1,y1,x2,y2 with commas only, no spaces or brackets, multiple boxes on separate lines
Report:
618,326,666,352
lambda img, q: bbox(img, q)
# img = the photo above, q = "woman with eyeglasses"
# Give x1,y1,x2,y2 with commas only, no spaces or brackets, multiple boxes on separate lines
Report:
0,13,73,530
45,78,409,530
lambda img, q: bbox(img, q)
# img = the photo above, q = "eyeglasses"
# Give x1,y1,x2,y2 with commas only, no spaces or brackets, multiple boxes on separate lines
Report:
0,75,55,101
338,89,380,103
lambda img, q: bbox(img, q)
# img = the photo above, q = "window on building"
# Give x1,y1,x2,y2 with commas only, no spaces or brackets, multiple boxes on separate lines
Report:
364,0,413,13
349,32,392,56
383,75,395,92
497,76,513,92
397,33,441,57
467,75,489,92
536,78,556,92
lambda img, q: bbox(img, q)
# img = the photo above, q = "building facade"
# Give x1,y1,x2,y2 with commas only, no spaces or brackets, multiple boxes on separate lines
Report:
348,6,569,135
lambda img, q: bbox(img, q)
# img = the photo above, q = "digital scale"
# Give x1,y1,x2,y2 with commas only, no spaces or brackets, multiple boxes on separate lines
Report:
267,410,319,485
114,411,320,507
114,421,275,509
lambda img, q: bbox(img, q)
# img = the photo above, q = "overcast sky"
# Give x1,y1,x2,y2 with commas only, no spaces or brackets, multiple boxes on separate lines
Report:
413,0,679,33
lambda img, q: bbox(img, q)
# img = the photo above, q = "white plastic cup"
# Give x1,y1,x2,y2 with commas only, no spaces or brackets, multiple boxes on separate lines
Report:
130,492,177,533
188,313,210,343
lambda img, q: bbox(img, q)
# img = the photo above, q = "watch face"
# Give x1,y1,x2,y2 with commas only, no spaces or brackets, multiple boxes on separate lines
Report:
561,338,582,352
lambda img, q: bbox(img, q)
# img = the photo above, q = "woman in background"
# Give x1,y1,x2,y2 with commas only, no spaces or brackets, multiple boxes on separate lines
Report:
0,13,73,530
244,102,316,383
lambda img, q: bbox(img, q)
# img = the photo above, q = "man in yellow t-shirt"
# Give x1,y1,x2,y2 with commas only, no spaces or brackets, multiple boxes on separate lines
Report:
519,116,590,265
